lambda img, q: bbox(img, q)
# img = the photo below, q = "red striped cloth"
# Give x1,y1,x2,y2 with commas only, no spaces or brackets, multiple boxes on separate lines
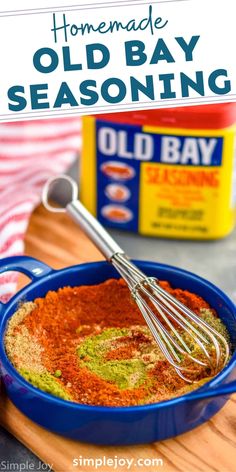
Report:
0,118,81,302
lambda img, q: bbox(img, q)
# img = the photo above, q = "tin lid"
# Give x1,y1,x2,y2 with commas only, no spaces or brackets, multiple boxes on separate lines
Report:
96,103,236,130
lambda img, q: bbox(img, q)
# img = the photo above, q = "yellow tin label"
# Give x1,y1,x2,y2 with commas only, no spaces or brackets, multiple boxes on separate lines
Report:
81,116,236,239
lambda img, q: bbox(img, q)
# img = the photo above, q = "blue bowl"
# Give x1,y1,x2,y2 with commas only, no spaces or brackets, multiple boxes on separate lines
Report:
0,256,235,445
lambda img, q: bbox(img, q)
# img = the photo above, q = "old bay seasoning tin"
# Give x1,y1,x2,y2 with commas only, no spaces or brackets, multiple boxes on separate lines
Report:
81,104,236,239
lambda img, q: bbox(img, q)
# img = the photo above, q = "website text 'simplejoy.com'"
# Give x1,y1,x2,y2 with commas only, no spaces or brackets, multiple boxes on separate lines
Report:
73,455,164,470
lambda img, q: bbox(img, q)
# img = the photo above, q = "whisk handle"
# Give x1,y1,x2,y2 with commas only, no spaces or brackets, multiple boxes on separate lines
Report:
67,200,124,260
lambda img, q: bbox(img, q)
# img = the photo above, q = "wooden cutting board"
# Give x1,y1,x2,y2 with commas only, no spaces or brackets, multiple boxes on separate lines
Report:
0,204,236,472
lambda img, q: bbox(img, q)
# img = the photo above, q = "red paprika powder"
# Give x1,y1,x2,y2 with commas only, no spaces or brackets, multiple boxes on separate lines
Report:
5,279,229,407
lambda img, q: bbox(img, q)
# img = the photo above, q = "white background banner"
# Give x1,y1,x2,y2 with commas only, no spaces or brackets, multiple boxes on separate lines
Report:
0,0,235,121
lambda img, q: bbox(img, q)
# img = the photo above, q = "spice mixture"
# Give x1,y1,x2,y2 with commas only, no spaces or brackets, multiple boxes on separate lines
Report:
5,279,229,407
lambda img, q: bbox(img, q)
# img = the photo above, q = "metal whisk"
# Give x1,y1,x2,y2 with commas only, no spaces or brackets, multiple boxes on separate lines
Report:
42,175,230,383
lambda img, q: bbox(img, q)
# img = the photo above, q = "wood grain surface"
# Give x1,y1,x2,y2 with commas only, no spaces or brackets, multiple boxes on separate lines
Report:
0,204,236,472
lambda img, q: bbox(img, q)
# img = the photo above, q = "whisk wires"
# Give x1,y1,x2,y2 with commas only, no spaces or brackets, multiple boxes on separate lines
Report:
112,253,230,383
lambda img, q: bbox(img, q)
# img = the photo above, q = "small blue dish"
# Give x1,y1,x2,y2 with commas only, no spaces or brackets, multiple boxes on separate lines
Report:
0,256,235,445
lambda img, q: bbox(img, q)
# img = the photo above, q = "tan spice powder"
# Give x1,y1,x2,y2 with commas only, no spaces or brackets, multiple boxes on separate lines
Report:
4,280,230,407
